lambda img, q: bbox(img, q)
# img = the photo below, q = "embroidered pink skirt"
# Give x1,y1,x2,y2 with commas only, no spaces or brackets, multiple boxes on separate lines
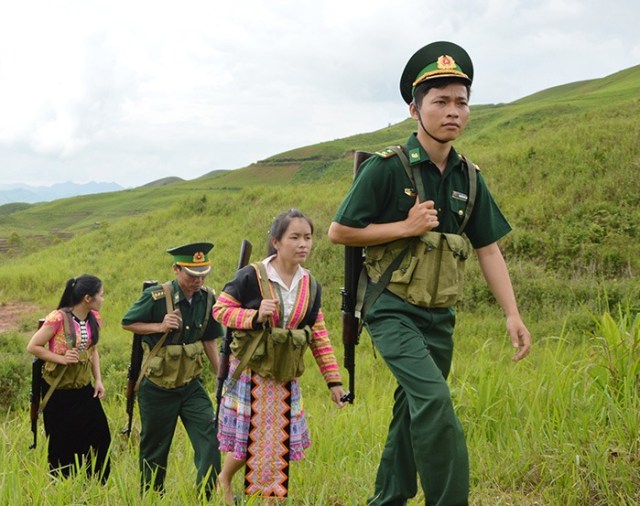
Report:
217,358,311,461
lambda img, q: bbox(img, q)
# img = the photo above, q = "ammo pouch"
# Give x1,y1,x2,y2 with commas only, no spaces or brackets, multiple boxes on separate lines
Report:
231,325,313,383
142,341,205,389
365,231,472,308
43,350,92,390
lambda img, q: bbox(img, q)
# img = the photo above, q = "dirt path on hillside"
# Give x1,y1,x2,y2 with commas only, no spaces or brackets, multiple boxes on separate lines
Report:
0,302,43,334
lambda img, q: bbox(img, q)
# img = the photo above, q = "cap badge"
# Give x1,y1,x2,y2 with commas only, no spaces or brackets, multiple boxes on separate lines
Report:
193,251,205,263
437,55,457,70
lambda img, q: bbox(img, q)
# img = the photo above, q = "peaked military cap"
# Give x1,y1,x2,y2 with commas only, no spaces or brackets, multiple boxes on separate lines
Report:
166,242,213,276
400,41,474,104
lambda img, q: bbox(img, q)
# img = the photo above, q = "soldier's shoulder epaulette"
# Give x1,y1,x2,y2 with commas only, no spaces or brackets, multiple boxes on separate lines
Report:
150,288,166,301
375,147,399,159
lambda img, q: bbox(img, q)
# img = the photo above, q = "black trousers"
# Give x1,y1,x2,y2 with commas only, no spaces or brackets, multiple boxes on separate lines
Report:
42,383,112,482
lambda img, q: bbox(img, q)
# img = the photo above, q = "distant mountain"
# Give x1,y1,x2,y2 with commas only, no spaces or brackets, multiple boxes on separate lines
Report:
0,181,124,205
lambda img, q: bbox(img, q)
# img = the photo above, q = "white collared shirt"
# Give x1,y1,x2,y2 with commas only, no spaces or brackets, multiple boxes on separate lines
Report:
263,255,305,327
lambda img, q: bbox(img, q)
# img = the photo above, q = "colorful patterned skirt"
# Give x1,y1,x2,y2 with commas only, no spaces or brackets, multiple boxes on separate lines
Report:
218,358,311,496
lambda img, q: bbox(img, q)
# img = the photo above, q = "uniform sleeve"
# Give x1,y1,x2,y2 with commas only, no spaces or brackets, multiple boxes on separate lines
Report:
333,155,407,228
121,289,155,325
464,171,512,249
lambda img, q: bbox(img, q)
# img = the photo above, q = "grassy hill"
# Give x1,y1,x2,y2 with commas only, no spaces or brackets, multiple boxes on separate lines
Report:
1,65,638,299
0,65,639,505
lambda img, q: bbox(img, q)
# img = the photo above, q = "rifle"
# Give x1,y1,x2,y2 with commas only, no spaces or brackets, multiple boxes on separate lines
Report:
121,280,159,437
340,150,373,404
215,239,252,428
29,319,45,449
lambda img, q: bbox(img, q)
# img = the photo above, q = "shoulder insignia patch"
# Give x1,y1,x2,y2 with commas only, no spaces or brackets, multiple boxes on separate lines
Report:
150,289,166,301
375,148,398,159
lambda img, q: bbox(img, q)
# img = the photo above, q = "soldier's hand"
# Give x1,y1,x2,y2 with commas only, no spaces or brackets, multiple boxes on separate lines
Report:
162,308,182,332
405,197,439,236
257,299,279,323
506,315,532,361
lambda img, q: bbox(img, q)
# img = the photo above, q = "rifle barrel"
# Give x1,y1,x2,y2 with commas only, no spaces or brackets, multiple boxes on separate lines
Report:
29,320,45,449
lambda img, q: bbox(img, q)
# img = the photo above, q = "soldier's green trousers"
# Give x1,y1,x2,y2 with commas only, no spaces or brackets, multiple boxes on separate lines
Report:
138,377,220,496
365,291,469,506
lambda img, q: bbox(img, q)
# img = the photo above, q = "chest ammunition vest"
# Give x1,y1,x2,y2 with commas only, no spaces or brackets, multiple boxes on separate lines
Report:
142,281,214,389
230,262,319,383
363,145,477,310
42,309,93,391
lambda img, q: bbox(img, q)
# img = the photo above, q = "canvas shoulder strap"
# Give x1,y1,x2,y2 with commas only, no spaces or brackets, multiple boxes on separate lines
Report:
232,263,272,379
387,145,478,233
355,145,415,325
194,287,215,341
254,262,277,324
458,156,478,233
133,281,175,392
39,309,76,411
254,261,319,327
162,281,174,313
61,308,76,348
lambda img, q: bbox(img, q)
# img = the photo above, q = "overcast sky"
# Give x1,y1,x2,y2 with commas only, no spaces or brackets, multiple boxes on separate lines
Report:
0,0,638,188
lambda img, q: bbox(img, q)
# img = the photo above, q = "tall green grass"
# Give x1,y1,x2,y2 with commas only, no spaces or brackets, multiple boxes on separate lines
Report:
2,307,638,504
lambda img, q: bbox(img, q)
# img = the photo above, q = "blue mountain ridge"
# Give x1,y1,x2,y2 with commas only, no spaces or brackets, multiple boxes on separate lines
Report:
0,181,124,205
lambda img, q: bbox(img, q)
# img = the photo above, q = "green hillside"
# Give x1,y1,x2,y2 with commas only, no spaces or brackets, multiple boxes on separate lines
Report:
1,65,638,288
0,66,639,505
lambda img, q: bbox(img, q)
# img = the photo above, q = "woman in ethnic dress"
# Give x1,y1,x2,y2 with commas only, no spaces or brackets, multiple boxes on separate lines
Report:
26,274,111,482
213,209,346,504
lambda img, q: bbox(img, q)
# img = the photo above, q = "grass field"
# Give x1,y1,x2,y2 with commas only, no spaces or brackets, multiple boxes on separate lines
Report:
1,65,639,504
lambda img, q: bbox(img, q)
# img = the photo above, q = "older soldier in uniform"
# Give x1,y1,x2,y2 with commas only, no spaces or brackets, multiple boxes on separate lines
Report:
122,242,223,498
328,42,532,505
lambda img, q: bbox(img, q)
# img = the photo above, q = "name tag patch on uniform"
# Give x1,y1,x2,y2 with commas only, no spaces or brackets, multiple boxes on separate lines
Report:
452,191,468,202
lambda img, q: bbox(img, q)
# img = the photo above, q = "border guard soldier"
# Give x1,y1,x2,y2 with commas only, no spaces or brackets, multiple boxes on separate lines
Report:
122,242,223,498
328,41,532,505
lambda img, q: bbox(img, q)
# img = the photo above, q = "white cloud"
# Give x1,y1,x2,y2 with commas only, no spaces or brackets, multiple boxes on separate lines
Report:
0,0,638,187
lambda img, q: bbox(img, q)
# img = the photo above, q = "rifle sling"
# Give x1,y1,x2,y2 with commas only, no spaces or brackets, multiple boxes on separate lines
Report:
134,281,174,392
39,363,68,414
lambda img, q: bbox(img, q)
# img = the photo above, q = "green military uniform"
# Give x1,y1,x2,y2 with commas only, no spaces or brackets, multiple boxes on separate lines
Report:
121,243,223,496
333,42,512,505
